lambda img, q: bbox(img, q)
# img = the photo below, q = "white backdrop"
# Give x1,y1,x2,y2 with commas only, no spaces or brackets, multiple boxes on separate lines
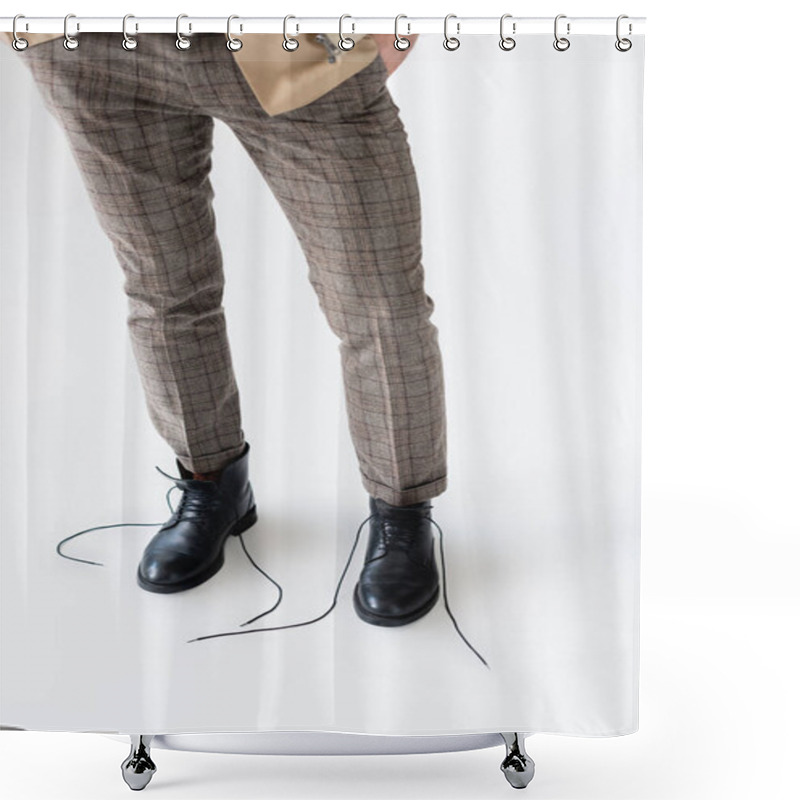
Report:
1,31,643,736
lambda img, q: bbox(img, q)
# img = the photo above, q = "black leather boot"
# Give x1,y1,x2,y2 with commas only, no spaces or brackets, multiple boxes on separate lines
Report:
136,442,258,594
353,495,440,626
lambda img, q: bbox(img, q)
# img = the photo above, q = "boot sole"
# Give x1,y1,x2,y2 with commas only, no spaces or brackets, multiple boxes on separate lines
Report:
136,504,258,594
352,582,440,627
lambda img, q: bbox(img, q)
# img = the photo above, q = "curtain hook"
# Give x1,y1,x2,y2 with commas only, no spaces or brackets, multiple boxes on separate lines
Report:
615,14,632,52
338,14,355,51
283,14,299,51
394,14,411,51
175,13,191,50
499,13,516,51
553,14,571,51
443,13,460,51
63,13,79,51
11,14,29,51
227,15,243,51
122,14,138,51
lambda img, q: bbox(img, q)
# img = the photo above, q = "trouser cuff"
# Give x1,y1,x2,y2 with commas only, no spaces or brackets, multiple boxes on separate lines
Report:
361,473,448,506
177,440,248,474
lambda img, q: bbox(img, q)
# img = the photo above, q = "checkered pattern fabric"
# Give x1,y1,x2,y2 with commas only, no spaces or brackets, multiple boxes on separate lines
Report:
18,32,448,506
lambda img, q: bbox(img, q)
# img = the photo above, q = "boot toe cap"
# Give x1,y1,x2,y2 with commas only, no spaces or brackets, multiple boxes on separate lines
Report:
357,578,438,617
139,552,199,586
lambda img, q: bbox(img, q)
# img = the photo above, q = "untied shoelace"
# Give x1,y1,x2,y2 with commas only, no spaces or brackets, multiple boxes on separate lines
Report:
55,465,491,670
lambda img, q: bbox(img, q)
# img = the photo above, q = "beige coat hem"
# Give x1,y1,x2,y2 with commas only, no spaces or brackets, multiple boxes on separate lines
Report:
0,31,379,116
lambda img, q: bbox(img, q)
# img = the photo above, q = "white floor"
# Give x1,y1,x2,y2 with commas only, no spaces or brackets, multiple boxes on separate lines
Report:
2,597,796,799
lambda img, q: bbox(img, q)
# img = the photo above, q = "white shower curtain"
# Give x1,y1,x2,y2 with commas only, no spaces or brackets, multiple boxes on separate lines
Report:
0,31,644,736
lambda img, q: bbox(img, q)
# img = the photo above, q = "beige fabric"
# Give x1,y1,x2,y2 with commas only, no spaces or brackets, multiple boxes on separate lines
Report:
231,33,378,115
1,32,64,47
0,31,379,116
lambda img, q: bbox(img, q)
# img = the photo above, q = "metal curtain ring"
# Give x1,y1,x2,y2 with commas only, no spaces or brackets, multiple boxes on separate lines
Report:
338,14,355,50
11,14,29,51
615,14,632,51
394,14,411,50
122,14,138,51
63,13,79,50
553,14,570,51
283,14,299,51
443,13,460,51
176,14,191,50
227,15,243,51
499,13,516,51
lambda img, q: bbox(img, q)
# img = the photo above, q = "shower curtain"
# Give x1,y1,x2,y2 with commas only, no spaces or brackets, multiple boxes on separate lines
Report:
0,27,644,737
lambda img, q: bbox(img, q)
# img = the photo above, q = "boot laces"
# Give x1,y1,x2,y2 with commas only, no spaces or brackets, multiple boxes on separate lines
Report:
379,516,430,551
155,466,223,520
383,529,416,550
54,468,490,669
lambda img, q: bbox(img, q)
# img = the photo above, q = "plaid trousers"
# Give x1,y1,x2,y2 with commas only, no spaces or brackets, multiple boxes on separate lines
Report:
18,33,447,506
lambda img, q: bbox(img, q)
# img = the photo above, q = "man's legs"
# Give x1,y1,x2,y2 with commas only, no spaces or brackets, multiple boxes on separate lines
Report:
207,46,446,624
20,33,445,614
217,52,448,507
19,33,247,474
19,33,256,593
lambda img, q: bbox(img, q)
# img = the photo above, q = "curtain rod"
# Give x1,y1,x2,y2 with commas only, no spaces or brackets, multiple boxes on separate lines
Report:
2,16,647,37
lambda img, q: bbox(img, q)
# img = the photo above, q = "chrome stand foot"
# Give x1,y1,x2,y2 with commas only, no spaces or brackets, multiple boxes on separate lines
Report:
500,732,535,789
121,734,157,790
